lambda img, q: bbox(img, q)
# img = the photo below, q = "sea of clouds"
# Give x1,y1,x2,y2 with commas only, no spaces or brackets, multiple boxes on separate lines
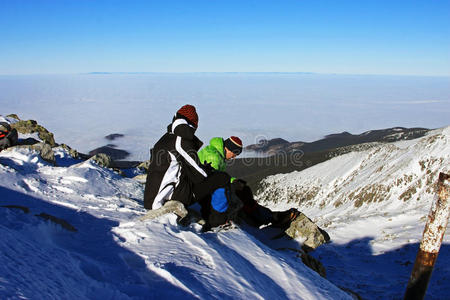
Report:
0,73,448,161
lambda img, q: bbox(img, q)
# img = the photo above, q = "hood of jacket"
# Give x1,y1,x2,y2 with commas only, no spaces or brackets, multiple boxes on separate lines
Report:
167,117,203,150
208,137,225,158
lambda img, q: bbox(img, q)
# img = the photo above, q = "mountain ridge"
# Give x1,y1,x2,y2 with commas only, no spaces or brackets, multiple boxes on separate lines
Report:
254,126,450,299
245,127,430,154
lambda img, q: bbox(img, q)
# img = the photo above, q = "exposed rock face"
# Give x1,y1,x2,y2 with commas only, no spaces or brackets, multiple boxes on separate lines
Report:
60,144,79,159
89,153,112,168
6,114,20,121
285,212,330,250
31,143,56,164
137,160,150,171
88,145,130,160
300,252,327,278
11,119,56,146
11,143,56,164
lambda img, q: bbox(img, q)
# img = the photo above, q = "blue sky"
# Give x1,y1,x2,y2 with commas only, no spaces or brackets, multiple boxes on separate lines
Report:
1,0,449,76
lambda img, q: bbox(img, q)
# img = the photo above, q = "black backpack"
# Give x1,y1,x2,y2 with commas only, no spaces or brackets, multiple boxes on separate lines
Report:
0,122,18,151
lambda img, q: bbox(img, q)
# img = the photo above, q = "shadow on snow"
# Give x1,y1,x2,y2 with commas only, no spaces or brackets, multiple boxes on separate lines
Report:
310,236,449,300
0,186,197,299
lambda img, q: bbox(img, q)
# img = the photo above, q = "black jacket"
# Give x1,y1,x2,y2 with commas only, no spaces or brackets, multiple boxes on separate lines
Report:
144,117,210,209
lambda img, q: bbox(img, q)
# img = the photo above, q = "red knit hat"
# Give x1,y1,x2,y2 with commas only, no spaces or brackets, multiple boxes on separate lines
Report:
224,136,243,155
176,104,198,128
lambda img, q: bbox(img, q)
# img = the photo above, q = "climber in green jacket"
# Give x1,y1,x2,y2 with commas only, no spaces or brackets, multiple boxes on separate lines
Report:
198,136,300,229
198,136,239,180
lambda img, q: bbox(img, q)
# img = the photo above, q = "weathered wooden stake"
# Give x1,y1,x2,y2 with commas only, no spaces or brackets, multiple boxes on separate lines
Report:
404,172,449,300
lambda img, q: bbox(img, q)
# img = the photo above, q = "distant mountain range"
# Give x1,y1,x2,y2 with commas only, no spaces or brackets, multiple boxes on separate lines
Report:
245,127,430,155
230,127,431,190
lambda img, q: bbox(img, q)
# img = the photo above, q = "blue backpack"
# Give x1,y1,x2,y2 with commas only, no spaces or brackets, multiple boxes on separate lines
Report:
211,187,230,213
211,184,243,214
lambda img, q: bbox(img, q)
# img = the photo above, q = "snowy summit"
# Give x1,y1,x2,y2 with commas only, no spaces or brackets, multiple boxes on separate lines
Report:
0,125,349,299
0,119,449,299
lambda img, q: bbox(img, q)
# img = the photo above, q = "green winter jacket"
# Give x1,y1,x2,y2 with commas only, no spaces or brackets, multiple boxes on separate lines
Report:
198,137,235,182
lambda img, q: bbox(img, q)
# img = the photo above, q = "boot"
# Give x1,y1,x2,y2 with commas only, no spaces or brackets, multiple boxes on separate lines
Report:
271,208,300,228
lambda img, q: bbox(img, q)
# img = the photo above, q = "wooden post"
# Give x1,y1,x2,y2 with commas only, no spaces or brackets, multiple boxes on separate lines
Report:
404,172,449,300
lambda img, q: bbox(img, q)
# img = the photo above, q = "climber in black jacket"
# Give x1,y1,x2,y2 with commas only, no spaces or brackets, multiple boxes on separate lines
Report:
144,105,230,210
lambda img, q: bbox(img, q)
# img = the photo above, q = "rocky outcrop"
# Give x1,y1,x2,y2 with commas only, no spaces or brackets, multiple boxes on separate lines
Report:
300,252,327,278
11,143,56,164
89,153,112,168
11,118,56,147
6,114,20,121
285,212,330,251
88,145,130,160
137,160,150,171
60,144,80,159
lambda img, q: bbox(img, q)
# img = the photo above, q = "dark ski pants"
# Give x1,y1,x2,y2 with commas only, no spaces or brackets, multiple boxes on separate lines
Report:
234,184,273,227
193,171,230,200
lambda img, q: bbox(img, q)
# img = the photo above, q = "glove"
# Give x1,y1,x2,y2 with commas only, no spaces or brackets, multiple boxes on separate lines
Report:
232,179,247,191
202,162,215,175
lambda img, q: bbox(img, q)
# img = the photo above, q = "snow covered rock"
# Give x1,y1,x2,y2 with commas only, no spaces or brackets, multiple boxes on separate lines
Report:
286,212,330,250
137,159,150,171
89,153,112,168
60,143,80,159
5,142,56,164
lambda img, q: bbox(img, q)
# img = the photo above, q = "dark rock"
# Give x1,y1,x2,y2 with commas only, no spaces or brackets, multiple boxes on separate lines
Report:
35,213,77,232
105,133,124,141
1,205,30,214
6,114,20,120
110,160,141,169
301,253,327,278
18,138,40,146
88,146,130,160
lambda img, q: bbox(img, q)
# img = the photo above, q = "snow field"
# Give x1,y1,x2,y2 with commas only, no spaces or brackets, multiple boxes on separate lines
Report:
0,145,350,299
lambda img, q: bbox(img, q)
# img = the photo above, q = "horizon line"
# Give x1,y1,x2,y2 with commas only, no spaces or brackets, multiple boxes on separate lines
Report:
1,71,449,78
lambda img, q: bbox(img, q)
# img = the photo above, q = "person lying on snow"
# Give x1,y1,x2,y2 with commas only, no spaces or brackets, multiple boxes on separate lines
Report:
197,136,301,231
143,105,231,221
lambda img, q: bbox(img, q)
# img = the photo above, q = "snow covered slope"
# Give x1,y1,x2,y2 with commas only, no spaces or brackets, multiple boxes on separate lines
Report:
256,126,450,299
0,146,350,299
